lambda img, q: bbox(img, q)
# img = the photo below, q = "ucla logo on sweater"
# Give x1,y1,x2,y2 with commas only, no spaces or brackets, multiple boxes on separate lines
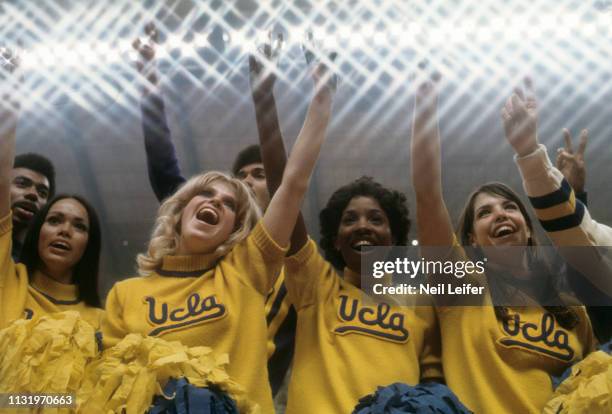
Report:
334,295,409,343
145,293,226,336
498,312,574,362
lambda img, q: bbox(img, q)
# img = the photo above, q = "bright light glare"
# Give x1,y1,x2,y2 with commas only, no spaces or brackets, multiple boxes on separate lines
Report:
0,0,608,128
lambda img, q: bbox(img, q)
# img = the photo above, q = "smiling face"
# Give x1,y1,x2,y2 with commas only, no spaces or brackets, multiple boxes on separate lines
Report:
334,196,394,272
10,167,51,228
176,180,238,256
469,192,531,247
235,162,270,211
37,198,90,281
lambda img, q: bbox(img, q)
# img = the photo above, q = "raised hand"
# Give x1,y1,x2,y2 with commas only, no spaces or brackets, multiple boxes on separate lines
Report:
132,23,159,86
414,79,439,124
501,77,539,157
411,78,442,198
0,47,20,111
302,31,338,97
249,31,283,101
556,128,588,193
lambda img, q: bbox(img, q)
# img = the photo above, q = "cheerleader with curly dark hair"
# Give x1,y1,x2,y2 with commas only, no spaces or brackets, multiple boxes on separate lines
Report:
283,178,441,413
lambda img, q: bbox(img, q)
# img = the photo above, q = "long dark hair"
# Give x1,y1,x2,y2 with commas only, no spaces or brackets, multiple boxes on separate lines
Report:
457,182,578,330
20,194,102,308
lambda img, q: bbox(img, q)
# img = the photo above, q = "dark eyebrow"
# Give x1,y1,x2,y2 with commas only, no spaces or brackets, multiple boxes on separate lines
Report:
14,176,33,183
342,209,357,215
475,204,491,213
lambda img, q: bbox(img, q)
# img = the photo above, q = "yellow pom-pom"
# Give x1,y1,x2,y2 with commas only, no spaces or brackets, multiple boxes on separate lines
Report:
0,311,97,393
543,351,612,414
0,311,99,414
78,334,258,413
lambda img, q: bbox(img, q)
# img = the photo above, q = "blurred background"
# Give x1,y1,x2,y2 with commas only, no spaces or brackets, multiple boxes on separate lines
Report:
1,0,611,296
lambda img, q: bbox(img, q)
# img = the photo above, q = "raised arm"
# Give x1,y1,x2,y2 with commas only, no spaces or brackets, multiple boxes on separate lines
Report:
262,62,334,248
133,24,186,202
249,34,308,255
503,79,612,246
0,50,19,219
410,80,455,247
1,50,20,307
503,79,612,295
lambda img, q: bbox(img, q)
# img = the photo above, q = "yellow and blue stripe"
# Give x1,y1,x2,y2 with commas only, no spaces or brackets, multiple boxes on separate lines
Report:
528,179,585,232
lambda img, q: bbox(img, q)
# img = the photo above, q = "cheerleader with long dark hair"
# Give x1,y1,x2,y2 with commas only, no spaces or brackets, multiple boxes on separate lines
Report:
0,62,103,330
410,78,595,413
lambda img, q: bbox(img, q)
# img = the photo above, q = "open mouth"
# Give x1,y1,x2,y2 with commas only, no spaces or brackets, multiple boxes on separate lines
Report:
492,225,515,238
351,240,375,253
196,207,219,225
50,240,71,251
13,201,38,219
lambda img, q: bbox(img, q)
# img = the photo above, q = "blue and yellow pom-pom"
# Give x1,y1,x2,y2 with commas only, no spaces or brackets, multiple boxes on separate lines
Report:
77,333,258,414
544,341,612,414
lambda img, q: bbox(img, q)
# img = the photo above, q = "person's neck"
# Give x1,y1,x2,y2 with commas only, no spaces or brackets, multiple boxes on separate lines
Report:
12,225,27,245
34,267,73,285
344,266,362,288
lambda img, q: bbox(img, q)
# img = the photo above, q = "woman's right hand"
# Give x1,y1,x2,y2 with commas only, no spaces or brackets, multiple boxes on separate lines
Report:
501,78,539,157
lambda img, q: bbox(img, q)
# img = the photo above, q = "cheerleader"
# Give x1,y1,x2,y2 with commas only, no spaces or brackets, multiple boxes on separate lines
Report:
0,71,103,330
282,176,442,414
410,78,595,413
100,61,334,413
133,26,297,396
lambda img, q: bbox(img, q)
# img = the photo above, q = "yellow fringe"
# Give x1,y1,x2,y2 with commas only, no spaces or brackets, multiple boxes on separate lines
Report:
543,351,612,414
77,333,258,414
0,314,258,413
0,311,98,414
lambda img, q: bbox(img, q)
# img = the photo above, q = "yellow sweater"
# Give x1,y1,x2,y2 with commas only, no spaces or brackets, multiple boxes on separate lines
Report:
439,303,593,413
0,213,104,330
439,242,595,413
101,221,287,414
284,239,442,414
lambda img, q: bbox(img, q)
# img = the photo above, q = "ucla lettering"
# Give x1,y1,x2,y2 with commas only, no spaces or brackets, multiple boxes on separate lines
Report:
500,312,574,361
145,293,226,336
335,295,409,342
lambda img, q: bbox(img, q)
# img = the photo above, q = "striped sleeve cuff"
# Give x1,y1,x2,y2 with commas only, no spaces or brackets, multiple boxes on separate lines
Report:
529,185,586,232
515,145,585,232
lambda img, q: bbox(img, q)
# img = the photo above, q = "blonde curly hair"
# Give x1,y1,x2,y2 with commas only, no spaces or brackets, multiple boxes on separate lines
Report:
137,171,261,275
